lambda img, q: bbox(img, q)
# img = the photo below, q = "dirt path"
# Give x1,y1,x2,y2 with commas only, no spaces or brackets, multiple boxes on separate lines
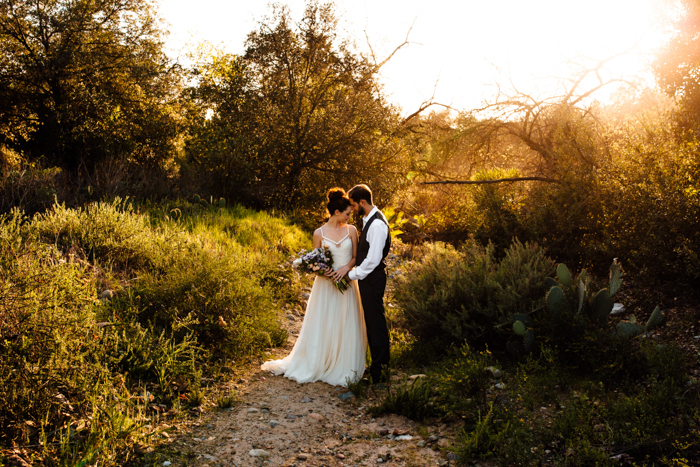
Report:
156,300,456,467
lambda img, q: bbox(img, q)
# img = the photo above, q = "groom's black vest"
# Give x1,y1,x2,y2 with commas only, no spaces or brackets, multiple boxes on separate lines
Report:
356,211,391,276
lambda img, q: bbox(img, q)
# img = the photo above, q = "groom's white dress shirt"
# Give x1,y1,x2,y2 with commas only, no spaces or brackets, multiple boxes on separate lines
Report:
348,206,389,282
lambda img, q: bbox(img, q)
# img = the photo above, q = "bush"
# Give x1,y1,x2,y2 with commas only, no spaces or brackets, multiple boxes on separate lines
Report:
0,162,64,215
25,198,304,358
392,239,554,350
0,199,309,463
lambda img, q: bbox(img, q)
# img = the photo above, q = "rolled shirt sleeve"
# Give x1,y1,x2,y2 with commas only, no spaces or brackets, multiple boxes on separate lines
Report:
348,210,389,282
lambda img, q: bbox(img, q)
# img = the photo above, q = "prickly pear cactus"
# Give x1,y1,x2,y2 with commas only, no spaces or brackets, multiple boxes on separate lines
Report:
547,286,568,315
609,260,623,297
193,194,201,203
592,289,614,323
218,198,226,208
556,263,572,287
645,306,664,332
616,320,645,338
513,320,526,336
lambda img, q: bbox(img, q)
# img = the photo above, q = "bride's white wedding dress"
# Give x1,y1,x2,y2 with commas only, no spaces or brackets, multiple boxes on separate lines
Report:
262,230,367,387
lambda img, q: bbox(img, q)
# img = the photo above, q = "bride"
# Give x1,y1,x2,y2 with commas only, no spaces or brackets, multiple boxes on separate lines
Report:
261,188,367,387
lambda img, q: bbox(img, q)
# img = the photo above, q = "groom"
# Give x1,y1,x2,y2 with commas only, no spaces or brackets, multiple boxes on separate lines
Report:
346,184,391,384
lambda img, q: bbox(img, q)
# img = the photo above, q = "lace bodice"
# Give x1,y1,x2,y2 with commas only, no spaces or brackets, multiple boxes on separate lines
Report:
321,227,353,270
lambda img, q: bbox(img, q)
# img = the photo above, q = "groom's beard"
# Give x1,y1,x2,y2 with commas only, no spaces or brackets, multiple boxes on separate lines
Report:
358,205,366,217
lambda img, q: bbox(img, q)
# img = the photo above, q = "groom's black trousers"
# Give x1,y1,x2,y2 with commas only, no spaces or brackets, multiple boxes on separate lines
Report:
358,268,390,382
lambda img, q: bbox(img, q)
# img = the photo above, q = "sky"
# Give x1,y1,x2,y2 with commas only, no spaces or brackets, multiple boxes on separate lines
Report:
157,0,669,115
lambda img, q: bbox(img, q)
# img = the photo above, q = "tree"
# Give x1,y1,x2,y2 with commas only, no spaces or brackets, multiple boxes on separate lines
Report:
185,1,410,209
0,0,181,171
653,0,700,131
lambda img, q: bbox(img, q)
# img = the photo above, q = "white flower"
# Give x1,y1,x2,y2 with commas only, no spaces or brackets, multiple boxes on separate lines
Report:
292,258,302,268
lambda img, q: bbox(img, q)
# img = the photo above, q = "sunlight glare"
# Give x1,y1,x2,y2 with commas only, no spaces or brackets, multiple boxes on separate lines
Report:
159,0,666,112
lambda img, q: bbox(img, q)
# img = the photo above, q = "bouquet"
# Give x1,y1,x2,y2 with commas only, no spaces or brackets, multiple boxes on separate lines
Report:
292,246,349,293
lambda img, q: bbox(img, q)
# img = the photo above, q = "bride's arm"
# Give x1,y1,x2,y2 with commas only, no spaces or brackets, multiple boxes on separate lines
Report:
312,228,322,249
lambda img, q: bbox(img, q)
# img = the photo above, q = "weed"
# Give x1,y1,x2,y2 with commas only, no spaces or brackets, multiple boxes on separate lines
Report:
216,391,239,409
369,376,439,421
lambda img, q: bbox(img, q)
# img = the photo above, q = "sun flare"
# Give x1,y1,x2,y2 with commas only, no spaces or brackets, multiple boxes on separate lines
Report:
160,0,667,111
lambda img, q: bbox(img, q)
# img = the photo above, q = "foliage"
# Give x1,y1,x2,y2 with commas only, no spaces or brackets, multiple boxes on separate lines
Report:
392,239,554,350
184,1,410,210
455,402,535,465
653,0,700,130
432,336,692,466
0,0,182,172
0,162,64,215
0,199,309,463
369,377,438,421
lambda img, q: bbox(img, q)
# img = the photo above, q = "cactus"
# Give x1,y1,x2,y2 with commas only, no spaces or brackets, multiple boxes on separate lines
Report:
218,198,226,208
547,286,567,315
545,276,558,290
616,320,645,338
615,307,665,338
592,289,614,323
646,306,664,331
193,194,201,203
513,320,526,336
556,263,572,287
609,260,623,297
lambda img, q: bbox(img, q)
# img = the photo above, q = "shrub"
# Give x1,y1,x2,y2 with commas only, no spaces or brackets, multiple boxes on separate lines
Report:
0,162,64,215
0,199,309,463
26,199,302,358
392,239,554,350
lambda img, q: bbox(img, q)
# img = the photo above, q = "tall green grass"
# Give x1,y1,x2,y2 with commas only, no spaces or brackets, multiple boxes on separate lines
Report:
0,199,309,465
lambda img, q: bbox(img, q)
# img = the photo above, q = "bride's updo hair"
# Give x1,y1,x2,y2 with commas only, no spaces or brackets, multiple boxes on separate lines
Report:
326,187,351,215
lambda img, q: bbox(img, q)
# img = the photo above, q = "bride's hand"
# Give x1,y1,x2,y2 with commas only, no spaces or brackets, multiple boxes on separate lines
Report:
330,266,349,282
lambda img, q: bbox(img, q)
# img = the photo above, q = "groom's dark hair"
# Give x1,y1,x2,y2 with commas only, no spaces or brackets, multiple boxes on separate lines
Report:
348,184,373,205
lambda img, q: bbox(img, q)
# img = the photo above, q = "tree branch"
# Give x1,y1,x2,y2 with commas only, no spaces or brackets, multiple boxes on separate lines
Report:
421,176,559,185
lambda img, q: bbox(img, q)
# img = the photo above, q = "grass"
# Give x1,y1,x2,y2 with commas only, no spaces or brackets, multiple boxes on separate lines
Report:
0,198,310,465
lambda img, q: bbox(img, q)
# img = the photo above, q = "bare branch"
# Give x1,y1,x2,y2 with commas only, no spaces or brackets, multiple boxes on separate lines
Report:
422,176,559,185
371,17,417,70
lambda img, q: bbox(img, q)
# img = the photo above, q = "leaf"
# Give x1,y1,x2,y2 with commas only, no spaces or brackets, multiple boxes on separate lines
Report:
547,286,567,315
513,320,526,336
512,313,533,327
577,279,586,314
616,321,644,338
556,264,572,287
609,260,623,297
592,289,614,322
646,306,664,331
